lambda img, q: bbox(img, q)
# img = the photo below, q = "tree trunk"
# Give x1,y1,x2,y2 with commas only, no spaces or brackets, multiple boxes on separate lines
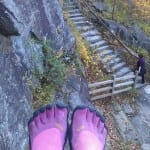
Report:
112,0,117,20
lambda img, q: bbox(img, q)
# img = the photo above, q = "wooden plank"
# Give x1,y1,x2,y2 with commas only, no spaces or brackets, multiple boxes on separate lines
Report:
115,75,135,81
133,71,139,88
91,93,112,101
89,86,112,95
111,75,116,100
113,87,132,95
91,87,132,101
88,80,113,88
114,81,134,88
88,75,135,89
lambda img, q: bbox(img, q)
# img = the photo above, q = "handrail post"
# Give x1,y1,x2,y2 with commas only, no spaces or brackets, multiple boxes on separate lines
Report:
111,75,116,100
133,71,138,88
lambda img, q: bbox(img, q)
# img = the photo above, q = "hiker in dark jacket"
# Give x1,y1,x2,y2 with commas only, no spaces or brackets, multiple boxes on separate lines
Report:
136,54,146,84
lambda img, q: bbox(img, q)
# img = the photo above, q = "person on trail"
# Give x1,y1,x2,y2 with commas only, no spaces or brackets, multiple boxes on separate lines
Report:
136,54,146,84
28,104,107,150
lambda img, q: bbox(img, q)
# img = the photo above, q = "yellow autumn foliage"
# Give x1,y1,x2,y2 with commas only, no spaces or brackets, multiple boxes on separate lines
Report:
75,33,91,65
63,10,106,82
105,0,150,36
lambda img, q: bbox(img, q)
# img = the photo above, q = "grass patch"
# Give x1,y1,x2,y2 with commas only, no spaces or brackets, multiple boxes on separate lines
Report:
138,22,150,37
132,46,150,61
128,88,139,98
33,84,55,109
32,40,67,109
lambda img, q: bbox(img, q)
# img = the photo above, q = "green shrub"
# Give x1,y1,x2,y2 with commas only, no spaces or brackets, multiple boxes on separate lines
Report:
133,46,150,60
138,22,150,36
41,40,66,87
33,84,55,109
32,40,67,109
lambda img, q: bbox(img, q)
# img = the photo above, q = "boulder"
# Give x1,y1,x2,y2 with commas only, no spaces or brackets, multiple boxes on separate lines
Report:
104,19,150,53
1,0,74,51
0,3,19,36
93,2,107,12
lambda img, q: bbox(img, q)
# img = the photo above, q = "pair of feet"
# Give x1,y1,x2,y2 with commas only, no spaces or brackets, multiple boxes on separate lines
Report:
28,105,107,150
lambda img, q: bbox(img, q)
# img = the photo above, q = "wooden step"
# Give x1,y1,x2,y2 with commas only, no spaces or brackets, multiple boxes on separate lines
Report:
111,62,126,71
99,49,114,56
90,40,106,48
77,25,94,32
107,58,122,66
66,5,78,10
73,20,90,26
95,45,110,51
115,67,131,77
85,35,102,43
82,29,100,37
102,54,118,63
70,16,86,21
69,13,83,18
67,9,80,13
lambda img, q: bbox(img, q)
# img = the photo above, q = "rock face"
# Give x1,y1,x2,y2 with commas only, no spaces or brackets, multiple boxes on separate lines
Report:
1,0,74,51
0,0,74,150
104,19,150,53
67,75,91,110
130,85,150,146
85,1,150,53
0,3,19,36
0,49,32,150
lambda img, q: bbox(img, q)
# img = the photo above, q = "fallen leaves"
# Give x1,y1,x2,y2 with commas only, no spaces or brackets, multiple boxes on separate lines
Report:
93,100,140,150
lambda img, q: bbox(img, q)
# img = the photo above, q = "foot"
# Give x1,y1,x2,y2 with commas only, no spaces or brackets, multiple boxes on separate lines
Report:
71,108,107,150
28,105,68,150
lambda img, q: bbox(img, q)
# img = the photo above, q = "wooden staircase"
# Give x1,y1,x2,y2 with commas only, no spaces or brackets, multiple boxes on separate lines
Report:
63,1,144,101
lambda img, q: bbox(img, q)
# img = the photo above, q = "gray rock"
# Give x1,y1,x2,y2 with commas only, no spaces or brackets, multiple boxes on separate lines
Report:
139,85,150,103
0,51,32,150
113,110,139,142
141,143,150,150
104,19,150,53
67,76,91,110
61,75,93,150
144,85,150,95
0,0,75,150
112,101,122,112
122,103,134,116
131,25,150,51
93,2,107,12
1,0,75,51
0,3,19,36
130,85,150,144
